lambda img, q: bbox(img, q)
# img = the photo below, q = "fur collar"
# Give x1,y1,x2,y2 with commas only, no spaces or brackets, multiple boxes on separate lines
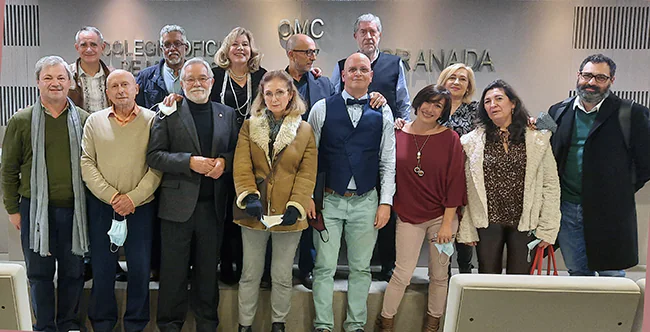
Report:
249,111,302,167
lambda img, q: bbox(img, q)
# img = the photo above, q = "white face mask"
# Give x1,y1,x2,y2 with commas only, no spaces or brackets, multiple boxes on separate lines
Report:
107,213,128,253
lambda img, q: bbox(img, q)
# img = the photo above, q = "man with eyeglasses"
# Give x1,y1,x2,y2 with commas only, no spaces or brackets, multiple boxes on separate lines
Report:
136,24,189,109
548,53,650,277
283,34,335,290
308,52,395,332
147,57,238,332
331,13,410,282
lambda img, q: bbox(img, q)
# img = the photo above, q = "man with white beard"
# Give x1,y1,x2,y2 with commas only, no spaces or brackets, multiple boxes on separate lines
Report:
147,57,238,332
136,24,188,109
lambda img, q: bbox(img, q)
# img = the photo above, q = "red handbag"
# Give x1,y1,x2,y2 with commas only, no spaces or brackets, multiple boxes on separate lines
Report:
529,246,559,276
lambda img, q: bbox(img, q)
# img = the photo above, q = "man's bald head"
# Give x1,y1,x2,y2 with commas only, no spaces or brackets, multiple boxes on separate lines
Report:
286,34,318,77
342,52,373,97
286,34,314,54
106,70,139,111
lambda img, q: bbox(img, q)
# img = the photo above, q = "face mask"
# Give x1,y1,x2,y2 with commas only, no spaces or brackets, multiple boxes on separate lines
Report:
527,238,542,263
434,242,455,265
107,213,128,253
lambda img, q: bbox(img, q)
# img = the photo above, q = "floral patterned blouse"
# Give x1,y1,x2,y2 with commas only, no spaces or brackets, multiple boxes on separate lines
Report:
440,101,479,136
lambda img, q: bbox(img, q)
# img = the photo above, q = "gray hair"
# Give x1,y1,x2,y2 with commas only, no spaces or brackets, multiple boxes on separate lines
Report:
75,26,104,44
159,24,189,47
35,55,73,81
180,57,214,80
354,13,382,34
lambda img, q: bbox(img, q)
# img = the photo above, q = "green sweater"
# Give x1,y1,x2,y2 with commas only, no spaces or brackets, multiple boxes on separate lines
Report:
1,103,89,214
561,109,598,203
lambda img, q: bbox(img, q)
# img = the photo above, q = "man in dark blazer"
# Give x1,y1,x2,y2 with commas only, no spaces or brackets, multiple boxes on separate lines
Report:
285,34,335,288
548,54,650,276
147,57,238,332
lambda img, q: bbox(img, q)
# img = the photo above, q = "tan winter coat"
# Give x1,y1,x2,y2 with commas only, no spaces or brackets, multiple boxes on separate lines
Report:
233,107,317,232
457,127,561,244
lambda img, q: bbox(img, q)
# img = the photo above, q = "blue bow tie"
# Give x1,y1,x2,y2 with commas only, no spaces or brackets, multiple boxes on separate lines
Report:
346,98,367,106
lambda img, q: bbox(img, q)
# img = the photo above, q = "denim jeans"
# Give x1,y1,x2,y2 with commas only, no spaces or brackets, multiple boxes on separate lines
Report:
557,200,625,277
19,198,84,332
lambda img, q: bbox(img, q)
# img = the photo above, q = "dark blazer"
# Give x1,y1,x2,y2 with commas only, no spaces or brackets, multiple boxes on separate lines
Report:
147,100,239,223
302,71,335,120
136,61,168,109
548,93,650,271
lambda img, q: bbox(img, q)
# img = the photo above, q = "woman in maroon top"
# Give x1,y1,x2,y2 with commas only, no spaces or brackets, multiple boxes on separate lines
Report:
376,85,467,332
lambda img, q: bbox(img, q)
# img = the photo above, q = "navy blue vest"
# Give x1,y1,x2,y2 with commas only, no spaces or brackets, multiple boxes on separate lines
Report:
320,94,382,196
338,52,401,119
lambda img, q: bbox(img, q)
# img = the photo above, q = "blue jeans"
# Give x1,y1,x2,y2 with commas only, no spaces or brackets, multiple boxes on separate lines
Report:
19,198,84,332
87,193,154,332
557,201,625,277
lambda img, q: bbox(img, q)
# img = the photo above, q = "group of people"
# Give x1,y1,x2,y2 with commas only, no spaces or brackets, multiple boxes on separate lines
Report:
2,11,649,332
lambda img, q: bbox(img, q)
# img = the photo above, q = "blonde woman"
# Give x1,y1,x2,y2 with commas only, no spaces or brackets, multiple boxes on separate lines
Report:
436,63,478,274
233,70,317,332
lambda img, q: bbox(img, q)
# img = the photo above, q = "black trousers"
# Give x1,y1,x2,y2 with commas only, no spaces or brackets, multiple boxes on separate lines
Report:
476,223,532,274
157,200,223,332
376,209,397,271
219,176,242,280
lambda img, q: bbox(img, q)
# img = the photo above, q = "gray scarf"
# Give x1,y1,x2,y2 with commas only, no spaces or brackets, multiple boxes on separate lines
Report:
30,98,89,257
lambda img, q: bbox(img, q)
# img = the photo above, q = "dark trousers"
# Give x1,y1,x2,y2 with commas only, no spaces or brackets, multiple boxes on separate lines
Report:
19,198,84,332
219,176,242,280
476,223,533,274
447,241,475,278
151,197,161,273
87,194,154,332
220,215,242,278
298,225,316,276
157,200,222,332
376,210,397,271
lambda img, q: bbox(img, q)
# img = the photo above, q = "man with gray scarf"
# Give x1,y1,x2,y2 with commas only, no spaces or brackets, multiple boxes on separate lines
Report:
1,55,90,332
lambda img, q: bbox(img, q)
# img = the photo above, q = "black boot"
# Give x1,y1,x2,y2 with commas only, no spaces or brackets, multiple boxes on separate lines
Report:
271,322,285,332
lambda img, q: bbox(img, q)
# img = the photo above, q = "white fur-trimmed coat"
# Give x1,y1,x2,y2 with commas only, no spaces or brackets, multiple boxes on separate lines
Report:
233,108,317,232
457,127,561,244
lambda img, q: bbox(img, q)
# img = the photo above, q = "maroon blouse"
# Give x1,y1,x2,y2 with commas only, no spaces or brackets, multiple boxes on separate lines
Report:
393,129,467,224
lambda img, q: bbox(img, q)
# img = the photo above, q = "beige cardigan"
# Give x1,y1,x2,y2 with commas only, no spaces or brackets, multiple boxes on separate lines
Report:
457,127,561,244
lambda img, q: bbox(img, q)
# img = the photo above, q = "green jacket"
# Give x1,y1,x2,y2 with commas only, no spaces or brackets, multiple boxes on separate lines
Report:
1,103,89,214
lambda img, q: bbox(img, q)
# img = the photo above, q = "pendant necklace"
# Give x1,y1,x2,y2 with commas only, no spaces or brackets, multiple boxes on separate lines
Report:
221,69,252,122
412,133,432,177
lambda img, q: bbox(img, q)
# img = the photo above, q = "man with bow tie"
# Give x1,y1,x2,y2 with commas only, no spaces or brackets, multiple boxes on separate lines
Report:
307,52,396,332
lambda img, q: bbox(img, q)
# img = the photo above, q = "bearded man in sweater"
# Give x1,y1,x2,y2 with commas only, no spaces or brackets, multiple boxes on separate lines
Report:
80,69,162,332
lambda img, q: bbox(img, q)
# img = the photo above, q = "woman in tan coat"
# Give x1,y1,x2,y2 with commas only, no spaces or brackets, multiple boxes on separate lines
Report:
233,70,317,332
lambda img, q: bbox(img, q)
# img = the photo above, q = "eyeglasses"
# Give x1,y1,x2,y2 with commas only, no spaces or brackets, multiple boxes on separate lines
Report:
183,77,212,85
264,90,288,99
579,72,611,83
162,41,186,50
292,49,320,57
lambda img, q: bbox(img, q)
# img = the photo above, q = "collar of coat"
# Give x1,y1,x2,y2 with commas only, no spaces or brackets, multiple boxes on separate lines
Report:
248,107,303,167
460,126,552,216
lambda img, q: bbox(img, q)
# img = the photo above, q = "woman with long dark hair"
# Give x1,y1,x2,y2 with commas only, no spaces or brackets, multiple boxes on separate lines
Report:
457,79,561,274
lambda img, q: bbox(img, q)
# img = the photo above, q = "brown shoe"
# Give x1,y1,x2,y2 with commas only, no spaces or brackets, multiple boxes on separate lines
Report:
375,314,394,332
423,314,440,332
